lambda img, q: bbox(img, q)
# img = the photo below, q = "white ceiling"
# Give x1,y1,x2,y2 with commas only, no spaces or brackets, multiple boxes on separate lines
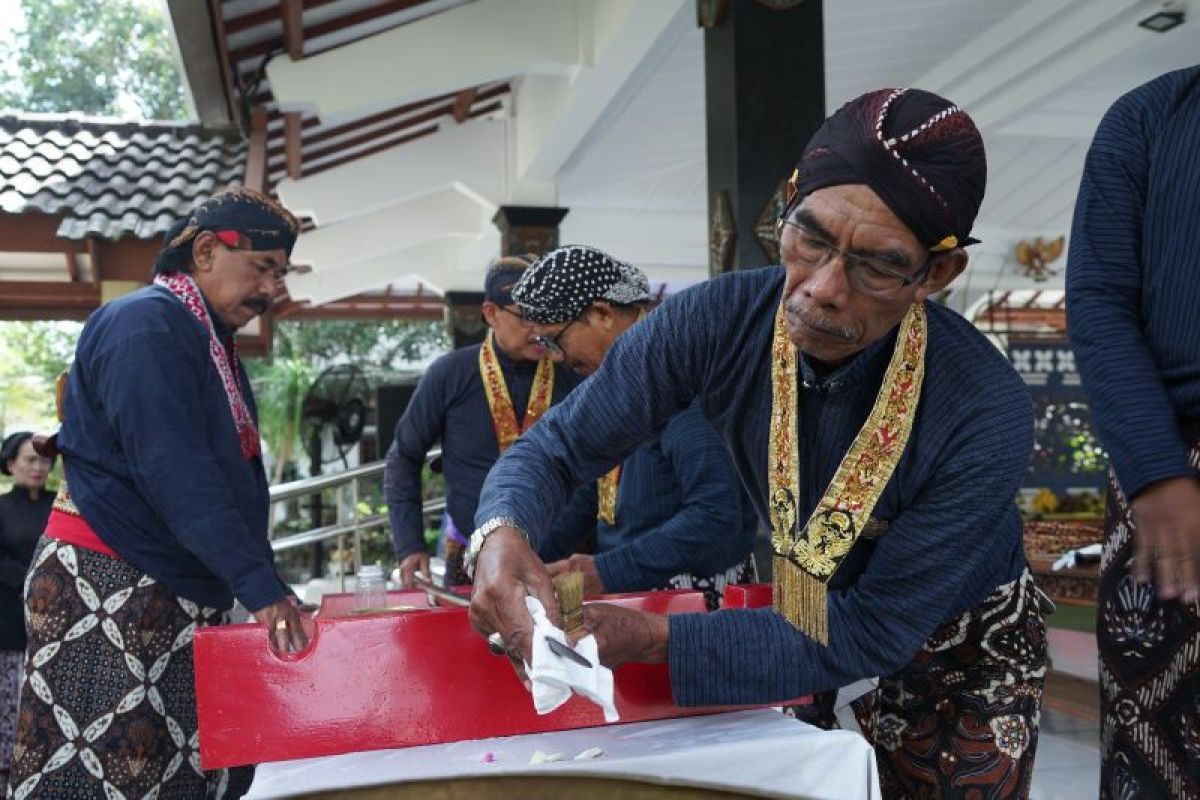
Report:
562,0,1199,314
265,0,1198,308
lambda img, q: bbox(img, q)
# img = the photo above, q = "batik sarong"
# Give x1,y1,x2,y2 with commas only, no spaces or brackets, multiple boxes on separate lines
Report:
1099,433,1200,800
1,649,23,789
6,537,253,799
789,568,1046,799
666,556,758,612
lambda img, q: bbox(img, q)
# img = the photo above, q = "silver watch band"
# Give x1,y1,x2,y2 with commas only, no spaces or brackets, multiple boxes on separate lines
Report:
464,516,522,578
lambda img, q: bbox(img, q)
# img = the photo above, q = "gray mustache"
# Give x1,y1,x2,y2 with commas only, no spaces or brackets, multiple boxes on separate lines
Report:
784,303,857,341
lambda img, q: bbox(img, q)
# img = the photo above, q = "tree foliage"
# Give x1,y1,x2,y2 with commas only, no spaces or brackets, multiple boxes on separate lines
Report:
271,319,449,369
246,319,448,482
0,321,81,434
0,0,187,120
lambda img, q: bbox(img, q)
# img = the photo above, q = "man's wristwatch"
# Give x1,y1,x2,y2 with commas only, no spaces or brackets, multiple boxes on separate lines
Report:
465,517,522,578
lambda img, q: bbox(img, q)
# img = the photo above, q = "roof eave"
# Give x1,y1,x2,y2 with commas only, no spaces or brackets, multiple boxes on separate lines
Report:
163,0,235,128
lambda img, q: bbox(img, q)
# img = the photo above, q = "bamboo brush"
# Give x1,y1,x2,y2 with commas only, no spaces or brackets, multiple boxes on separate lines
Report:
554,571,585,634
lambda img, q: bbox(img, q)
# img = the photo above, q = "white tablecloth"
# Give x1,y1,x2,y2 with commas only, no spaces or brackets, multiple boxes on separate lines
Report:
246,709,880,799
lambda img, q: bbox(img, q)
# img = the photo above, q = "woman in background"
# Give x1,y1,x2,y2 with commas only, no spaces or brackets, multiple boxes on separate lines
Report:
0,431,54,792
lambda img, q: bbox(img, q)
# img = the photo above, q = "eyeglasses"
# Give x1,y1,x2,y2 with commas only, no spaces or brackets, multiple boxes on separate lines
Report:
777,217,935,298
216,241,290,283
497,306,526,323
532,313,583,358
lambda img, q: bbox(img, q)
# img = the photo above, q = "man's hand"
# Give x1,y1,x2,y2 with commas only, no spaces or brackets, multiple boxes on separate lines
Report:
254,597,309,654
397,551,431,589
570,603,669,669
1131,475,1200,603
469,526,559,686
547,554,606,596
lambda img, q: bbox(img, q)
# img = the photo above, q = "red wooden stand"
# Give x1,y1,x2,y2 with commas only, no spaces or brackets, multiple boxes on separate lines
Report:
196,589,721,768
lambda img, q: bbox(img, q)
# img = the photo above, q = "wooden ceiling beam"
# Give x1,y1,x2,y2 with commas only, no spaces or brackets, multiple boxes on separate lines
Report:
229,0,431,64
299,124,438,179
0,281,101,321
224,5,279,36
244,106,269,191
452,88,477,123
263,85,507,158
0,213,80,252
284,111,304,179
88,237,161,282
295,99,453,164
265,91,451,158
266,109,319,130
280,0,305,60
466,99,503,120
225,0,342,36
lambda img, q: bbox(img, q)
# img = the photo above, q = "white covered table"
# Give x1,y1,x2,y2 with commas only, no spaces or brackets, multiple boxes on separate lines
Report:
245,709,881,799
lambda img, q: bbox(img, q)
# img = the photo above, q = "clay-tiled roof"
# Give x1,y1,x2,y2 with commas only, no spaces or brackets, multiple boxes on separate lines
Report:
0,114,246,241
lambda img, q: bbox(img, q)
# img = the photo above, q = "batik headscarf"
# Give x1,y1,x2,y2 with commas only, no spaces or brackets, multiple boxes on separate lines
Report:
152,186,300,275
513,245,650,325
788,88,987,252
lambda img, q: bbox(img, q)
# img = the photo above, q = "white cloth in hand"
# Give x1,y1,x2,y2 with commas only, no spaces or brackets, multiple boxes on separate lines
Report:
524,596,618,723
1052,543,1103,571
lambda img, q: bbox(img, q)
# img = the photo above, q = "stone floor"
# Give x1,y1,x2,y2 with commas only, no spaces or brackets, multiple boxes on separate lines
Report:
1031,707,1101,799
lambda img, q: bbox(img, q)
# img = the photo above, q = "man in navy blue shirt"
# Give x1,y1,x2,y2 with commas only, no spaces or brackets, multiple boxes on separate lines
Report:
1067,66,1200,799
384,257,591,586
9,188,300,799
511,246,757,610
469,90,1043,798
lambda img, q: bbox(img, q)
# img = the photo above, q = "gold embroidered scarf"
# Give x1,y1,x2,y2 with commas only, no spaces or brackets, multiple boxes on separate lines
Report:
479,333,555,453
597,465,622,527
595,308,649,527
769,301,926,645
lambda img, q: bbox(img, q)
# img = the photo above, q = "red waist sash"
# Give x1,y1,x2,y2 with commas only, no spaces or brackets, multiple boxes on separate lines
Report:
45,508,120,558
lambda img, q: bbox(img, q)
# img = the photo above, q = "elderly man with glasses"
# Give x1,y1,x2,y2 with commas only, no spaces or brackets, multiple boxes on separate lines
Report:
384,256,594,587
505,246,757,610
468,89,1045,799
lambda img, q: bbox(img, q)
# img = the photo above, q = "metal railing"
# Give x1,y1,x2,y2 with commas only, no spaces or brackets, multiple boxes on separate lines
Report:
268,449,443,589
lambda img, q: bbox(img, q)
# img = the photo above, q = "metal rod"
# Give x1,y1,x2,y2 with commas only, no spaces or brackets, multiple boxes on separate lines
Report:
351,480,363,576
269,448,440,502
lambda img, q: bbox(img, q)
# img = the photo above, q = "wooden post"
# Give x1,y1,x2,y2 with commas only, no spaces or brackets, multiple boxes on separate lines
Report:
704,0,824,273
244,106,269,191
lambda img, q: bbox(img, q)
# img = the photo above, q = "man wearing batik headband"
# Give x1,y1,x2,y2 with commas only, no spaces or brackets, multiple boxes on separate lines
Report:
470,89,1043,798
507,245,757,611
384,256,593,587
8,187,301,799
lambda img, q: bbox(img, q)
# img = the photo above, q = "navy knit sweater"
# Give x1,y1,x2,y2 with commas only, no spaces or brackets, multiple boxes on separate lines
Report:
1067,66,1200,498
477,267,1033,704
58,285,289,612
537,402,759,592
384,341,587,559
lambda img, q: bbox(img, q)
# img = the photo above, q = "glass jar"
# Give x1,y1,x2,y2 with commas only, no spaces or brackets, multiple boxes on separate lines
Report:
354,563,387,611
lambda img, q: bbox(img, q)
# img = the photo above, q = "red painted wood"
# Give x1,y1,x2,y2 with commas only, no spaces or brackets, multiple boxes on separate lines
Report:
196,590,728,768
720,583,775,609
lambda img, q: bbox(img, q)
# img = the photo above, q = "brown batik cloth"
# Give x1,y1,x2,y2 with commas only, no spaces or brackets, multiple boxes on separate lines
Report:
7,537,253,800
1,649,22,780
665,556,758,612
441,539,472,587
789,568,1046,799
1099,435,1200,800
